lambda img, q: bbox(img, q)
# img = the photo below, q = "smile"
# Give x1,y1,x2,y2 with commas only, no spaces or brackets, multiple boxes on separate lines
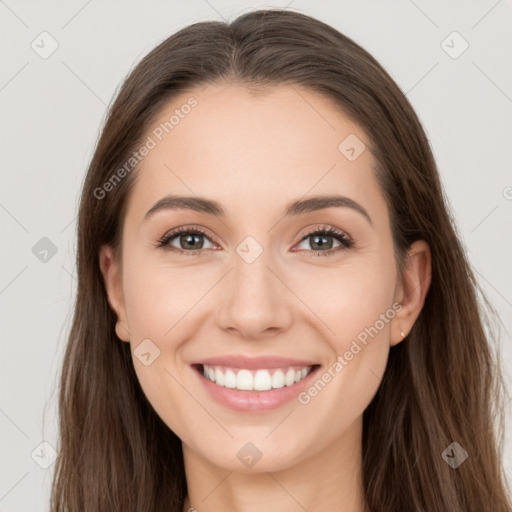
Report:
190,355,321,412
202,364,314,391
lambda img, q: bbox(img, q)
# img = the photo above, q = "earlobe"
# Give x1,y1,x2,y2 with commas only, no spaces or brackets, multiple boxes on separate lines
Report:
391,240,432,346
99,244,131,342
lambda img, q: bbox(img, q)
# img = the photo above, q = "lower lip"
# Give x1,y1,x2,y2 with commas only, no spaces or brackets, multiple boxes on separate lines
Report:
192,365,320,412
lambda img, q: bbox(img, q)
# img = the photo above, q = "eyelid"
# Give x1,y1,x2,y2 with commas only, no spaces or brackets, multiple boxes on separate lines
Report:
299,223,351,240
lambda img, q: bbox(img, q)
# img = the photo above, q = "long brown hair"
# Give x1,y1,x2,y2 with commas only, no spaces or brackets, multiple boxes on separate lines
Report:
50,8,511,511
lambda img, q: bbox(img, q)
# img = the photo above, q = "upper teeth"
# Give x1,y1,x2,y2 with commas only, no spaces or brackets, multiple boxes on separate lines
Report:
203,365,313,391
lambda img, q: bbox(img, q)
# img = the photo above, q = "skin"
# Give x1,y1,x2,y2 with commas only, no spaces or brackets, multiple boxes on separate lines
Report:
100,84,431,512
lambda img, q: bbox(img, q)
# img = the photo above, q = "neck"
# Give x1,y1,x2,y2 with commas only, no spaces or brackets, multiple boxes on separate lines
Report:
181,415,367,512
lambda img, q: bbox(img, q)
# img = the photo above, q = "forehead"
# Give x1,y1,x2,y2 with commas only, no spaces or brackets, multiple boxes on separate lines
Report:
126,83,384,222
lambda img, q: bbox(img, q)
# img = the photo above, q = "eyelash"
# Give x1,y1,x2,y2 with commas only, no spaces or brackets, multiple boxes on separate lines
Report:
154,224,354,257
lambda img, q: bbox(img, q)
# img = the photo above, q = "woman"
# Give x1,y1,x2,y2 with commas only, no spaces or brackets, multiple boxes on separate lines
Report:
50,8,512,512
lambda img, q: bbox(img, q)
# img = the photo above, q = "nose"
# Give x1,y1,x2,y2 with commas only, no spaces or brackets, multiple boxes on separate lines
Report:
215,247,294,341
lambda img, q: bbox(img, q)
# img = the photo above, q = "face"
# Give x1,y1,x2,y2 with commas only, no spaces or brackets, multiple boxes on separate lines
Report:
100,83,423,472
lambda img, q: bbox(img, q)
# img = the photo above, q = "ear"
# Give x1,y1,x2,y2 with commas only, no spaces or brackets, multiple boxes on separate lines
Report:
391,240,432,346
99,244,130,342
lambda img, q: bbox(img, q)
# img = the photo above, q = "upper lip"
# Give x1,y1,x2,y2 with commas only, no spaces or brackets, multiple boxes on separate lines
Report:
191,355,319,369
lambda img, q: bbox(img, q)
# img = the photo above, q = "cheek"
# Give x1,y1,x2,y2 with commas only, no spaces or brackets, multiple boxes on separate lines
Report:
123,257,203,341
291,264,396,444
293,257,396,348
120,259,206,440
291,256,396,407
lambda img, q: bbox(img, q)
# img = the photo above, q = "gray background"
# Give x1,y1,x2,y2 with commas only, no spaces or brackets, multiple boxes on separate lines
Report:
1,0,511,510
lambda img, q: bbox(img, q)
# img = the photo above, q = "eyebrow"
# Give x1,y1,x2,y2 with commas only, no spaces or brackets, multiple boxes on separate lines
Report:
144,194,372,225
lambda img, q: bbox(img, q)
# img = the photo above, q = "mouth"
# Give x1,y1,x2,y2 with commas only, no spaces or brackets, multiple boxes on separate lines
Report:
190,362,321,412
192,363,319,391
